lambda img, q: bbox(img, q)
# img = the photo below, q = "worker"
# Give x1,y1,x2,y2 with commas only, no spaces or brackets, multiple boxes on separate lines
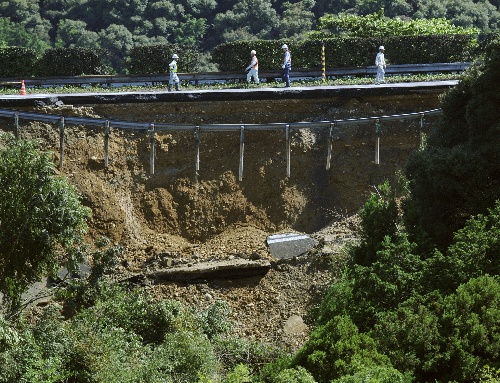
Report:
245,50,259,84
169,54,180,91
375,46,386,85
281,44,291,87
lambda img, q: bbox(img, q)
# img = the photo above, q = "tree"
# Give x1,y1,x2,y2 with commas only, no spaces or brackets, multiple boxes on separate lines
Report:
280,0,316,39
0,134,90,309
55,19,100,48
293,315,393,383
404,37,500,250
213,0,280,45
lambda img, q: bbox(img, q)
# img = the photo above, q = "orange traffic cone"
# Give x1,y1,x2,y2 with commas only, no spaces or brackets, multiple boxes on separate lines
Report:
20,80,27,95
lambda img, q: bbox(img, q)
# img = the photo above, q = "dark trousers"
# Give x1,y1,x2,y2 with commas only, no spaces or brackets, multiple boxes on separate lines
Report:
282,65,291,87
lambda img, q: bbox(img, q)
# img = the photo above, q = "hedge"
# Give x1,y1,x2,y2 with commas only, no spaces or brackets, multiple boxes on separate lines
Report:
35,48,108,76
212,35,477,71
0,47,39,77
127,44,201,74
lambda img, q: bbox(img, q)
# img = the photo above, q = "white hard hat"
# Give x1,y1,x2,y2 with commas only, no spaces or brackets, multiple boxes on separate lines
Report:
282,44,288,49
250,50,256,55
379,46,385,50
172,54,179,59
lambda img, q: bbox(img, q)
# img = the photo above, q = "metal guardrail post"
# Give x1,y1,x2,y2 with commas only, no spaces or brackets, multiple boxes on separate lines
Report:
239,125,245,182
419,113,425,149
375,119,381,165
286,124,291,177
14,112,19,138
321,42,326,82
326,122,334,170
195,126,200,177
104,120,110,168
149,123,155,175
59,117,65,169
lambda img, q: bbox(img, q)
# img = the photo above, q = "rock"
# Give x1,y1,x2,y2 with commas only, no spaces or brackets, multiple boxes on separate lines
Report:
283,315,308,336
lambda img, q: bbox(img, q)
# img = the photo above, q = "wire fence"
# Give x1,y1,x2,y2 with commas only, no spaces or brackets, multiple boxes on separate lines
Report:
0,107,442,180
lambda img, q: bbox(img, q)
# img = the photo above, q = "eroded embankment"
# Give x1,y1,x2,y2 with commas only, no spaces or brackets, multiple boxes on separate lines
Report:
1,88,447,347
1,92,444,263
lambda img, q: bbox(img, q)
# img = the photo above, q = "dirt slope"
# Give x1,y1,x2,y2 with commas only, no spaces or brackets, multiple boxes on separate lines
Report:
4,91,443,349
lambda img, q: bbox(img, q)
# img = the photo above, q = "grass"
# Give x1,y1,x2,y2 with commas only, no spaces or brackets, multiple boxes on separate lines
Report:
0,73,462,95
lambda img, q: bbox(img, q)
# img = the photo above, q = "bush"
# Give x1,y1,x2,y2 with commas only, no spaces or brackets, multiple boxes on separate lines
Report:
404,36,500,250
0,47,39,77
35,47,108,76
212,35,476,71
127,44,201,74
274,366,317,383
292,315,392,383
0,134,90,310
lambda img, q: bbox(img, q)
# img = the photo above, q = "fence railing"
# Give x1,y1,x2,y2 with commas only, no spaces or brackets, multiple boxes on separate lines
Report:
0,63,470,88
0,107,442,180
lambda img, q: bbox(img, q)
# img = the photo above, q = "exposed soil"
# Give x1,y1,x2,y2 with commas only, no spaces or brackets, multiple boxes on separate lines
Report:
2,90,444,350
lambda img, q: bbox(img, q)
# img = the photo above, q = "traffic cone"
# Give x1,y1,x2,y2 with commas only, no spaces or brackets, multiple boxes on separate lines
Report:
20,80,27,95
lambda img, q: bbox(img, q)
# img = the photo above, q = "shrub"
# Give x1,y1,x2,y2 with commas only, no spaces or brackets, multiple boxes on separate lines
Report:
293,315,392,383
0,134,90,310
127,44,201,74
35,47,108,76
404,36,500,250
0,47,39,77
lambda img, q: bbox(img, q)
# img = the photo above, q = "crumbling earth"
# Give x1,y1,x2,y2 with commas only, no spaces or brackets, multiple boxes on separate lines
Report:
4,91,443,350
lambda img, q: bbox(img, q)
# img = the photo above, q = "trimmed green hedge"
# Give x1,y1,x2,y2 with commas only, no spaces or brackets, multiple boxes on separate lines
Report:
35,48,108,76
212,35,477,71
127,44,201,74
0,47,39,77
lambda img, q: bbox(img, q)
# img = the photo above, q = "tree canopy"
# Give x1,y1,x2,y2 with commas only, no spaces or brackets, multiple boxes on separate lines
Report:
0,134,90,309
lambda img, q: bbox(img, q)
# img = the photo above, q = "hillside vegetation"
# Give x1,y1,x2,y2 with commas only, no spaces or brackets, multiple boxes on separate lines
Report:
0,35,498,383
1,0,499,72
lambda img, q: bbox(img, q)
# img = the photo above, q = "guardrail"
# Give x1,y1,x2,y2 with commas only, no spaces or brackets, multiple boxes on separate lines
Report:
0,62,470,88
0,107,442,180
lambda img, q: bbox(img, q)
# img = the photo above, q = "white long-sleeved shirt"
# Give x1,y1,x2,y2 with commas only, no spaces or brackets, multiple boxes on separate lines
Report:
169,60,178,72
283,50,291,67
375,52,385,68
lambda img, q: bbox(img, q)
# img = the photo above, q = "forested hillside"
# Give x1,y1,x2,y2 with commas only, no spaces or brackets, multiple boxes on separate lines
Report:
1,0,499,60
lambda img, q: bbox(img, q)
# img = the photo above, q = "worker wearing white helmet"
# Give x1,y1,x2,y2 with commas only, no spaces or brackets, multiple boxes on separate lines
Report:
281,44,291,87
245,49,259,84
168,53,180,91
375,46,386,85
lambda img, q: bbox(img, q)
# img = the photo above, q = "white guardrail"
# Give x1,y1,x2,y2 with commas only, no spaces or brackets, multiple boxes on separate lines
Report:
0,107,442,180
0,63,470,87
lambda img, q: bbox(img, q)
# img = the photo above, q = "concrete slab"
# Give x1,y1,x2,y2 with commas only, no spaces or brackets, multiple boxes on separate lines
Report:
266,233,316,259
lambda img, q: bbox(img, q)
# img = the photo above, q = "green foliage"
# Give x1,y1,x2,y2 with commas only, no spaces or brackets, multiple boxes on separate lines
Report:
0,305,72,383
274,366,317,383
214,336,283,376
404,36,500,250
479,365,500,382
293,315,392,383
127,44,201,74
212,34,476,71
212,40,296,71
371,292,445,380
440,275,500,382
72,284,182,344
349,234,423,329
35,47,108,76
331,366,413,383
0,134,90,310
224,363,253,383
312,11,480,38
0,18,49,53
0,46,39,77
354,181,399,266
371,276,500,383
446,201,500,280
